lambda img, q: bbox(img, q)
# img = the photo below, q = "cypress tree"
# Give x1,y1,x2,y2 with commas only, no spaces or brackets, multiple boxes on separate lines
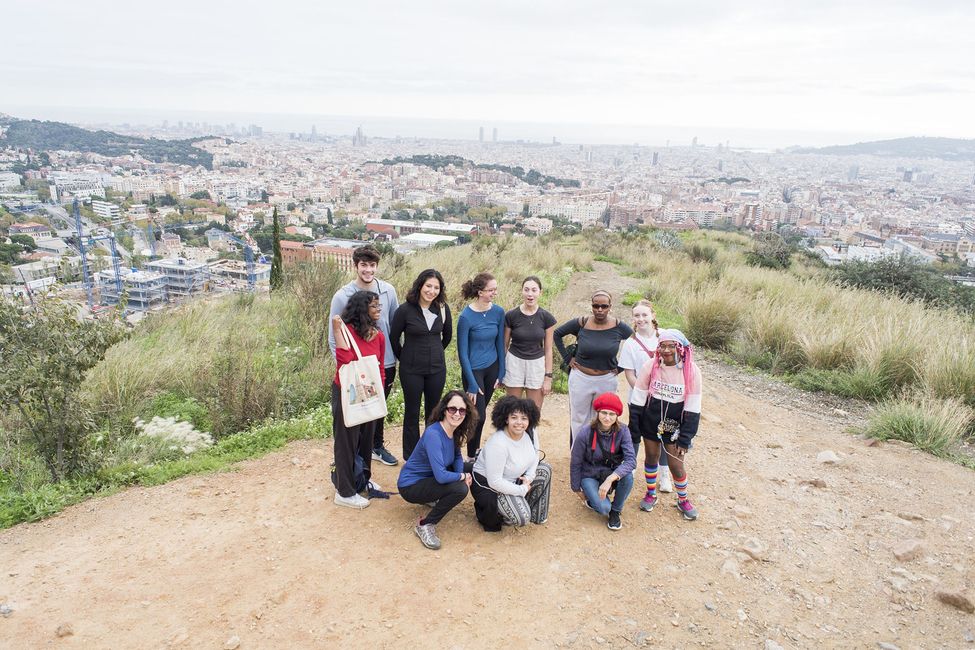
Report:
270,207,283,290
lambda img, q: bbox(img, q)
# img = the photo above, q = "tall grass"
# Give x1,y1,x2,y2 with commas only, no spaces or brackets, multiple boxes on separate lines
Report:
583,231,975,461
861,395,974,456
85,264,344,436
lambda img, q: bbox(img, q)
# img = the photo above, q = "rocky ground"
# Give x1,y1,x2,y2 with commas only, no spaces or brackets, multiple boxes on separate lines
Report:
1,263,973,648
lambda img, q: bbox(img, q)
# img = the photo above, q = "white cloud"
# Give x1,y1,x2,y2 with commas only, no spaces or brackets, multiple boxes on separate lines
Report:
3,0,974,143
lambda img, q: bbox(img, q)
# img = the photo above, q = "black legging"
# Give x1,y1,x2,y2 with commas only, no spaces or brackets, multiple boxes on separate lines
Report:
400,477,469,525
465,360,499,458
400,369,447,461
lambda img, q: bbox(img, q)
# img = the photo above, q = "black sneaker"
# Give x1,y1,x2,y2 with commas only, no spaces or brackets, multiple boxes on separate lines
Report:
607,510,622,531
372,445,399,466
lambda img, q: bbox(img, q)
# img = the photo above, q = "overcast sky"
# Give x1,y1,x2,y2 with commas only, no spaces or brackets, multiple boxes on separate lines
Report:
3,0,974,146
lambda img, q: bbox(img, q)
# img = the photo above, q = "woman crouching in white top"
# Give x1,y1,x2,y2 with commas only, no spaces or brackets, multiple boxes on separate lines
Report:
470,396,552,530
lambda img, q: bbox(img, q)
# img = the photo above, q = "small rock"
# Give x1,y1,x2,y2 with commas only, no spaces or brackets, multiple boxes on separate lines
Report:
765,640,784,650
802,478,828,488
704,601,716,612
224,636,241,650
897,512,925,522
877,643,901,650
291,457,301,466
168,630,190,646
833,408,849,417
0,604,12,618
721,558,741,579
963,629,974,643
56,623,74,638
594,635,606,644
766,442,783,449
817,450,841,465
739,538,767,562
634,631,650,646
936,589,975,614
733,505,752,518
864,437,882,447
737,609,748,622
892,540,923,562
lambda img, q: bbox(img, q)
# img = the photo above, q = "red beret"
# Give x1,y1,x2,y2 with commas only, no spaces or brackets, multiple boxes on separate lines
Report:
592,392,623,416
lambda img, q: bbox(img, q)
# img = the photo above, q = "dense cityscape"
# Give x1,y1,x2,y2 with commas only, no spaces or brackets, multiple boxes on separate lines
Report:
2,115,973,317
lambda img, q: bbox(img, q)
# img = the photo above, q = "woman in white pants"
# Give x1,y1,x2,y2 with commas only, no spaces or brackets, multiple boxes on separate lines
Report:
553,290,633,446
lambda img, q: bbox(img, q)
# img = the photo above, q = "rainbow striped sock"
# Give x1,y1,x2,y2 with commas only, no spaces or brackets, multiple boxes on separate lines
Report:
645,464,658,498
674,475,688,502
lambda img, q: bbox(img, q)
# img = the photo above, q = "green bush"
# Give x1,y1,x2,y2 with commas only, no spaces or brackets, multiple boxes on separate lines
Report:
682,291,742,350
861,395,974,456
686,243,718,264
147,393,211,432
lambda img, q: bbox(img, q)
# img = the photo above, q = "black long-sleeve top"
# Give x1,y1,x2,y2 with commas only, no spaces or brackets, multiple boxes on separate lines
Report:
390,301,453,375
554,317,633,371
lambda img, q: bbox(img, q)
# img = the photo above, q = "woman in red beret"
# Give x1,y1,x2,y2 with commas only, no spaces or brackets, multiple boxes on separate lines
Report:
568,392,636,531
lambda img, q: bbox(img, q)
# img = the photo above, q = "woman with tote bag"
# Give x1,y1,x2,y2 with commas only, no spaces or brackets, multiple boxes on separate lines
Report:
331,290,388,509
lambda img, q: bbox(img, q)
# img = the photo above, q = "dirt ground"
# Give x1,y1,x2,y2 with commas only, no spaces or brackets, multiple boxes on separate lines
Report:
2,264,974,649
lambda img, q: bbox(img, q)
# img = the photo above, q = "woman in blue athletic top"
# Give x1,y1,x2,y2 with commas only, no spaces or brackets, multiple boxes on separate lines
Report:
456,272,506,458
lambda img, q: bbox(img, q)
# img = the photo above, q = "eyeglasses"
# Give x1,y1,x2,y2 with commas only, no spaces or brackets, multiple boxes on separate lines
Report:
591,303,610,310
446,406,467,416
658,342,679,350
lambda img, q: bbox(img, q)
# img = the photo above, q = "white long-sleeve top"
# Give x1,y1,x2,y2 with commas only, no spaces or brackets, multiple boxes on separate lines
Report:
472,429,539,497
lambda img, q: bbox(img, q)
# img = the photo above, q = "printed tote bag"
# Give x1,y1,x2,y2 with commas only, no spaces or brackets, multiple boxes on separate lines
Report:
338,321,388,427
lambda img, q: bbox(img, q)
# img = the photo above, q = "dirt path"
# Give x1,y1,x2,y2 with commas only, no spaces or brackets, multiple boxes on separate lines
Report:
2,263,974,649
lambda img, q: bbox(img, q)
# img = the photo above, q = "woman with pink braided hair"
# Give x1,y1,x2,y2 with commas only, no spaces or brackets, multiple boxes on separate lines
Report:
630,329,703,520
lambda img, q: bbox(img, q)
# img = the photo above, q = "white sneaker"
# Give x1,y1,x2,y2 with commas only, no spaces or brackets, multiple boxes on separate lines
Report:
658,466,674,493
334,492,370,509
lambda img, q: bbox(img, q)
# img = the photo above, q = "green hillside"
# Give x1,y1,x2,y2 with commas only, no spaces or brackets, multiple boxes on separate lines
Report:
1,119,214,169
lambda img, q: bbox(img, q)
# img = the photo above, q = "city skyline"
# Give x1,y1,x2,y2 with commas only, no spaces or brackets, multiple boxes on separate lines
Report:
3,1,974,147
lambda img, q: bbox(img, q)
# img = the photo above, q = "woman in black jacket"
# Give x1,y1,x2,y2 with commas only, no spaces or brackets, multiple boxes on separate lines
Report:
390,269,453,460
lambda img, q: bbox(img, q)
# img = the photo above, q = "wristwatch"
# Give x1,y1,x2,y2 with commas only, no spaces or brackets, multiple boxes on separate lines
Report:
544,372,553,378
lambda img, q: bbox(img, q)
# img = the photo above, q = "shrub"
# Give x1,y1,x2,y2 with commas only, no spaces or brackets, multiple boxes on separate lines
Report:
745,232,792,269
861,395,974,456
0,298,127,481
682,290,742,350
686,243,718,264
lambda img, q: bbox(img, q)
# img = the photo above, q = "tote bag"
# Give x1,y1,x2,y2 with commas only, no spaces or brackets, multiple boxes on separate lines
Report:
338,321,388,427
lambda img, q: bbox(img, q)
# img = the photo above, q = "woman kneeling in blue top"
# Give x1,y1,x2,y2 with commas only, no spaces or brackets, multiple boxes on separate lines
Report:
569,392,636,531
398,390,476,550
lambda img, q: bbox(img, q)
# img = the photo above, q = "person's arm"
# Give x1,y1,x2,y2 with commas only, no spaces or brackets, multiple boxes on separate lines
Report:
542,324,555,394
630,358,653,406
553,317,581,363
327,289,348,357
389,305,406,361
425,427,464,484
503,314,512,354
568,427,586,492
332,316,349,351
677,366,703,449
375,331,386,385
483,438,528,496
456,310,479,392
619,339,639,388
441,303,452,349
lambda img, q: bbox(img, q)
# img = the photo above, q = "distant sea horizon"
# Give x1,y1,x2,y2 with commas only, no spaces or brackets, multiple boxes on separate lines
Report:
1,104,935,151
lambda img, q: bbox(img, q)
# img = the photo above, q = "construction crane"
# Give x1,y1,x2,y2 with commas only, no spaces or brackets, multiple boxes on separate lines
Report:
72,198,124,313
225,234,257,291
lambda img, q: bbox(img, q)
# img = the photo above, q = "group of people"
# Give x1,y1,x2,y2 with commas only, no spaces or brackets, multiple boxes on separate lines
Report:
326,244,703,550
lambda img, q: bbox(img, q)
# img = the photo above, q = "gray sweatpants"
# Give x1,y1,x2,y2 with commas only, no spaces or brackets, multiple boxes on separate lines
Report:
567,370,620,444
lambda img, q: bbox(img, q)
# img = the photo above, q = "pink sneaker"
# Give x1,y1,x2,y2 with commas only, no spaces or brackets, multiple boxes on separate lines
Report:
639,493,657,512
675,499,698,520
